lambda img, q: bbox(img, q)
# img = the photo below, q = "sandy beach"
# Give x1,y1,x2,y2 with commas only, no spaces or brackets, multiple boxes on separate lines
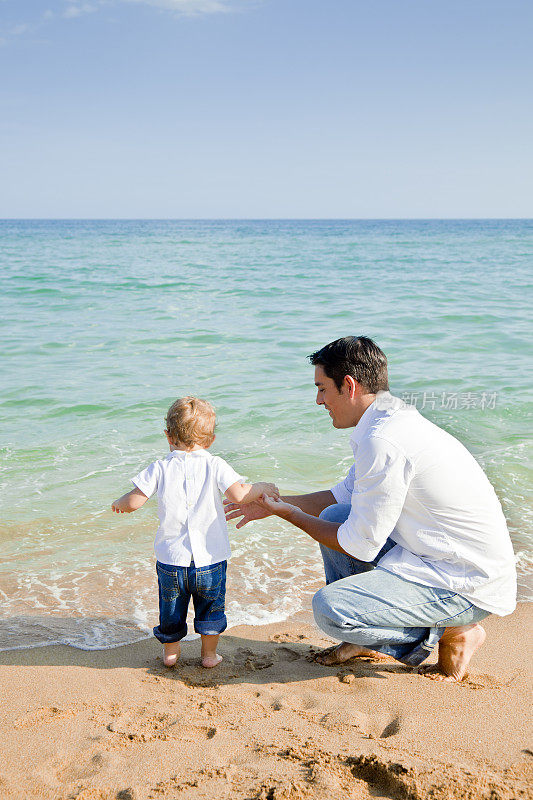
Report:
0,604,531,800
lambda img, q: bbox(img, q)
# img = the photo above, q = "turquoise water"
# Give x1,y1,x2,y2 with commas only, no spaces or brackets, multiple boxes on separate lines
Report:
1,219,531,649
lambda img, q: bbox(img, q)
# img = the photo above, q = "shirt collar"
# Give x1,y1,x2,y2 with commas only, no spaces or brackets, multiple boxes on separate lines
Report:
166,448,208,459
349,391,402,448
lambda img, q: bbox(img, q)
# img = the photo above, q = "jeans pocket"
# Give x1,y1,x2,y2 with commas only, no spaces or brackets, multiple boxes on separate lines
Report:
195,562,226,599
157,564,182,601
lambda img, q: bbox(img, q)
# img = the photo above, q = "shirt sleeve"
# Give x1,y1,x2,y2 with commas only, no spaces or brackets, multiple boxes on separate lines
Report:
331,463,356,504
131,460,161,498
213,457,246,494
336,436,413,562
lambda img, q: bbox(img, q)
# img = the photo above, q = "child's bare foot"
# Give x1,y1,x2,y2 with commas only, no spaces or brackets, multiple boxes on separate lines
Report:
163,641,181,667
201,653,223,668
200,633,221,668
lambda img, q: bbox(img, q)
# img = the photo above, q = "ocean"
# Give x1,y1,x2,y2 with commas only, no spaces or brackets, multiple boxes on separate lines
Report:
1,219,531,650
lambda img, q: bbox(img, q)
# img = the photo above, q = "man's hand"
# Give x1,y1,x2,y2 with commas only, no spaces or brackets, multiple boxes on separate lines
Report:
224,499,272,528
224,495,299,528
257,494,345,553
256,494,297,520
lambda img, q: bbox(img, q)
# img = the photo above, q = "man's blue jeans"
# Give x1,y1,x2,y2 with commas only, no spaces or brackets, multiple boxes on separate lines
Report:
312,505,489,666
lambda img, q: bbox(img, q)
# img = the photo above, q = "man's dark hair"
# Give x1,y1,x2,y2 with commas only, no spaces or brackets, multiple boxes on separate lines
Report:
308,336,389,393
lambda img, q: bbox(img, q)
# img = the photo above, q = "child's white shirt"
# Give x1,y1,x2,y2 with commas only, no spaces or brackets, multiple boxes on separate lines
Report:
132,449,244,568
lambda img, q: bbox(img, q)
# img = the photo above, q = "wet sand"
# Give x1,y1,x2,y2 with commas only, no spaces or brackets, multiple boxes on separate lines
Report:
0,604,531,800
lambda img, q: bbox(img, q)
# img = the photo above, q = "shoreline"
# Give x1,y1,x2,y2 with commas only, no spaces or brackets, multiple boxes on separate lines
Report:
0,605,531,800
0,606,319,654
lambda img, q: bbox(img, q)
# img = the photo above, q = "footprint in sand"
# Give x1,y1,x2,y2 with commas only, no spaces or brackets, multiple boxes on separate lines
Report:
345,753,413,794
360,713,402,740
269,632,308,643
198,699,221,716
62,789,131,800
106,710,219,745
276,646,301,662
14,703,88,729
380,715,402,738
166,724,217,742
234,647,274,671
57,750,109,782
116,790,136,800
461,673,505,690
114,723,216,744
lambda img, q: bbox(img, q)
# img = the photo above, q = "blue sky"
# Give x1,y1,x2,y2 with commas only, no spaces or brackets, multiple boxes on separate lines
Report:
1,0,532,218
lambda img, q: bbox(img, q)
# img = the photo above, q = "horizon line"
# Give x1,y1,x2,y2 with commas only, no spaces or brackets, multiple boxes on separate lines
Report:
1,217,532,222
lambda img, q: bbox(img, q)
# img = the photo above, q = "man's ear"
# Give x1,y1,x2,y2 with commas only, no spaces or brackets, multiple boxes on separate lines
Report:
344,375,358,399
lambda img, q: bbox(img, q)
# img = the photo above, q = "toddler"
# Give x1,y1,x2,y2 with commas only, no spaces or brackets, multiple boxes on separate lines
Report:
111,396,278,668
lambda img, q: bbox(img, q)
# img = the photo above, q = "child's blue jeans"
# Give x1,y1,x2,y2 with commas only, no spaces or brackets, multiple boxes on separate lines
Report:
153,559,228,643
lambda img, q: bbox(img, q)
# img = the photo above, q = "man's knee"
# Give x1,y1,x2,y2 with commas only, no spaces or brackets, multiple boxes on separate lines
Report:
312,585,328,618
319,504,338,522
319,503,351,524
312,584,344,625
313,585,365,640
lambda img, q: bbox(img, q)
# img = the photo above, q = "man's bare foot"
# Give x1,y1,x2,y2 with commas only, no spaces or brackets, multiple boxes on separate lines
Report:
315,642,390,665
418,623,486,682
163,641,181,667
201,653,223,668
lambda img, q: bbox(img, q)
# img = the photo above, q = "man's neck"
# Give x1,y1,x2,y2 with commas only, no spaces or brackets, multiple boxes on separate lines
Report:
353,393,376,427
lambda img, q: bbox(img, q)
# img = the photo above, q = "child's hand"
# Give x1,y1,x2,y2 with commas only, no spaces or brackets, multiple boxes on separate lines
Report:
252,481,280,499
111,498,129,513
224,480,280,505
111,488,148,514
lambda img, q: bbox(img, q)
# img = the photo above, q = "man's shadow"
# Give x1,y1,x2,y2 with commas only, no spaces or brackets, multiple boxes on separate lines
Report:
147,634,410,687
0,616,410,685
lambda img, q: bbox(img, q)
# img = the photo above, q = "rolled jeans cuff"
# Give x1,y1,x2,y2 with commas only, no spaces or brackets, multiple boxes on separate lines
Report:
153,623,188,643
194,615,227,636
398,626,445,666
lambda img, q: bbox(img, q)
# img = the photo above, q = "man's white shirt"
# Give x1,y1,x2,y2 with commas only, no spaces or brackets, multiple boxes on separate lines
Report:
332,392,517,616
132,449,244,568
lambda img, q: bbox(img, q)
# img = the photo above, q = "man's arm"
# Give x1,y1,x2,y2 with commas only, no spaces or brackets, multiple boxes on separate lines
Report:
224,489,335,528
255,438,412,559
335,438,411,561
282,489,336,516
259,495,347,552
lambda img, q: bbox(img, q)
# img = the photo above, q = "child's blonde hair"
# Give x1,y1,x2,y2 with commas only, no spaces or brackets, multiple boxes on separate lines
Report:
165,397,216,448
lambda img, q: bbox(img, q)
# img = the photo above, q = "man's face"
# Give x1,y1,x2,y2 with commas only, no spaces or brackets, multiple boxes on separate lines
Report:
314,366,356,428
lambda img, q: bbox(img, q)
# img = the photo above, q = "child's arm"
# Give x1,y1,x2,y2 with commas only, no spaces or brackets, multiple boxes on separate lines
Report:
225,481,279,505
111,487,149,514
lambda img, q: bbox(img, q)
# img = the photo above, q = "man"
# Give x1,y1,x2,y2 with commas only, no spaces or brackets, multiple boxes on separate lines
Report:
225,336,517,681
